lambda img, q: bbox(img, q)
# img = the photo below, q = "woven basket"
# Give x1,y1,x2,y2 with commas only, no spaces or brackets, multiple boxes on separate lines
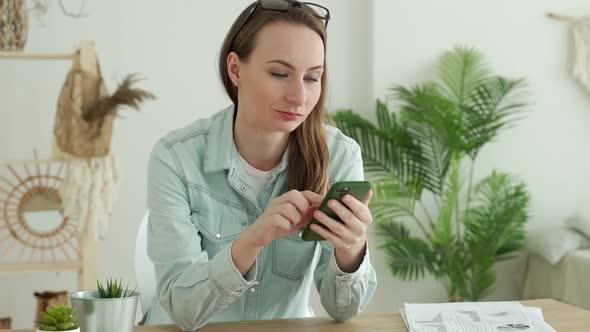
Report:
53,51,115,158
0,0,28,50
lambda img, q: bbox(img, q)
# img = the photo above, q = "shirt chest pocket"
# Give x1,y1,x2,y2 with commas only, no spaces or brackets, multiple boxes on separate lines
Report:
272,233,318,280
191,208,246,258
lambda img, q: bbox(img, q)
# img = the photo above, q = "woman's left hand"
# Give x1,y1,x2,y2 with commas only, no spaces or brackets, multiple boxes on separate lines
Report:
310,190,373,273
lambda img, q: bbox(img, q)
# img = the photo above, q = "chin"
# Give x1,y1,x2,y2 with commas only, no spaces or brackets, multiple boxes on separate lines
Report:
272,121,303,133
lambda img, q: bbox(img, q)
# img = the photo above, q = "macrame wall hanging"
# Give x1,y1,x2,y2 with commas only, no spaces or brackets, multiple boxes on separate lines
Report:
547,12,590,94
52,41,154,241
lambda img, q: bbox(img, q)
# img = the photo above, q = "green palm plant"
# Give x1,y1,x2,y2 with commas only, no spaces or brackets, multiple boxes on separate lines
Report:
333,47,531,301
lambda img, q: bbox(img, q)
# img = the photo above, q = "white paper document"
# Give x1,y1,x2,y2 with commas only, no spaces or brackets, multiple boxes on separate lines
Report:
401,301,557,332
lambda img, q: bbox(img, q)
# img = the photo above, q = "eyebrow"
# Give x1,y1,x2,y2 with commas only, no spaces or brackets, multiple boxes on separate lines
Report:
266,59,323,71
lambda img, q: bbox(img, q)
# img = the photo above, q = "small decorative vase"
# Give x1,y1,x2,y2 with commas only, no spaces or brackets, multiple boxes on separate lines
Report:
70,290,139,332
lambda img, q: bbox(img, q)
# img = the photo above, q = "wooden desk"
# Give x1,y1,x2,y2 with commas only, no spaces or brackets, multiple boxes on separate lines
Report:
7,299,589,331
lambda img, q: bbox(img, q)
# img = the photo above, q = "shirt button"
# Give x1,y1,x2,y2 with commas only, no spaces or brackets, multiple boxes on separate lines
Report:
240,185,247,191
250,288,256,293
215,233,221,238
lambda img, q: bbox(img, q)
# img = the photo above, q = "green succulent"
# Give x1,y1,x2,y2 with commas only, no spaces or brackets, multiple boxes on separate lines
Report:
97,278,136,298
38,305,78,331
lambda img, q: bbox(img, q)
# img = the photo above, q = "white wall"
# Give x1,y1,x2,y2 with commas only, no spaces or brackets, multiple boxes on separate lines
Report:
0,0,370,328
1,0,589,329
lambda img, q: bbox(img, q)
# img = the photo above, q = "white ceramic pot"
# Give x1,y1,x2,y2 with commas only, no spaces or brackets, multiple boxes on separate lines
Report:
37,328,80,332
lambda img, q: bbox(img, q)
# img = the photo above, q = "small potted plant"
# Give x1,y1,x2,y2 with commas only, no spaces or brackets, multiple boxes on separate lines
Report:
69,278,139,332
37,304,79,332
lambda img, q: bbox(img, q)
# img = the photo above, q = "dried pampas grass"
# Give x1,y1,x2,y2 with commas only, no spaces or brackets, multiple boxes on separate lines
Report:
83,73,156,138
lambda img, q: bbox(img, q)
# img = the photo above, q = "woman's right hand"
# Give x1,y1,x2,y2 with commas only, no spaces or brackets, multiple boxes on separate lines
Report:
231,190,322,275
245,190,323,248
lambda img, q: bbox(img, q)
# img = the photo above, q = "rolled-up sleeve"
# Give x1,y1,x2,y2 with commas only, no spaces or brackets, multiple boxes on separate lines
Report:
314,139,378,321
147,140,257,331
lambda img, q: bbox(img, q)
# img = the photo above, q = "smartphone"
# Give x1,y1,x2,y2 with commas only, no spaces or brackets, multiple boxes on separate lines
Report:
301,181,372,241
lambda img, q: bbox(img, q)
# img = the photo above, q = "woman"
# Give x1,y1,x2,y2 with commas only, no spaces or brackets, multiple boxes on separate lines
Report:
146,1,377,330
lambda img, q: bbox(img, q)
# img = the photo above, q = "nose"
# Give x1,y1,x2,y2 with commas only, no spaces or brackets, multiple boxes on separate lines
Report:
285,79,306,108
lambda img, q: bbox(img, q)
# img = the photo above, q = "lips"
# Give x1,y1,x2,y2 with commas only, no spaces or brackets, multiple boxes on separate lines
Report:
276,110,303,121
276,110,302,116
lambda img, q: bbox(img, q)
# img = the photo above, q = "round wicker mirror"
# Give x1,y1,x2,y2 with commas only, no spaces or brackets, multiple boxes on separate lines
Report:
0,160,80,263
20,188,65,236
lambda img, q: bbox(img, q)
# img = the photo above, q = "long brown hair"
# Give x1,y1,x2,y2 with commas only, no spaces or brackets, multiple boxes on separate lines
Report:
218,2,330,195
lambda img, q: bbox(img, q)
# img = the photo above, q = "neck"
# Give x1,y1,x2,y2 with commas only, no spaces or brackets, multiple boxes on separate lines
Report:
233,112,290,172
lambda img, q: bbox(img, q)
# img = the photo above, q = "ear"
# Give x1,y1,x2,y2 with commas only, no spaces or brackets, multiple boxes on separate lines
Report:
227,52,241,87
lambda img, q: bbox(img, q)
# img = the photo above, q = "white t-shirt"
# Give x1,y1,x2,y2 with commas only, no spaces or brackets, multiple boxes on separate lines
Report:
237,152,274,197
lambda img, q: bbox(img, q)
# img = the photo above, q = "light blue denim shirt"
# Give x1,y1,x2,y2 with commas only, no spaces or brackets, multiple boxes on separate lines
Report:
145,106,377,331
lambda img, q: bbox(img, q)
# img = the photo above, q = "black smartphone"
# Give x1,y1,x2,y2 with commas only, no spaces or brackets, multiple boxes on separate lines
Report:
301,181,371,241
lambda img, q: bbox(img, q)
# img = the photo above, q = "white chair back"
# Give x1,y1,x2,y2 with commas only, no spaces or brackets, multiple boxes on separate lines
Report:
134,211,157,315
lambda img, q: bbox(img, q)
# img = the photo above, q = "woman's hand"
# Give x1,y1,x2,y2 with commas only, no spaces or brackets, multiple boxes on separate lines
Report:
232,189,322,275
245,189,323,248
309,190,373,272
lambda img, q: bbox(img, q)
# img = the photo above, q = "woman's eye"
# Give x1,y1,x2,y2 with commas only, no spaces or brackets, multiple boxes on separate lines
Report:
270,72,319,83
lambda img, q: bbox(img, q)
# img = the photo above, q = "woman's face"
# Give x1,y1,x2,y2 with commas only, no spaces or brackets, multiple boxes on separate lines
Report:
232,21,325,134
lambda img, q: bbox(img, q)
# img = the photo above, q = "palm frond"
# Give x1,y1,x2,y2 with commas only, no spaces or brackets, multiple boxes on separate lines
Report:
436,238,470,295
370,175,424,223
464,171,529,254
334,104,427,188
462,171,529,300
375,99,395,131
465,241,496,301
462,77,529,158
437,46,491,105
390,84,458,193
405,120,450,194
376,221,436,280
333,108,397,178
432,157,461,246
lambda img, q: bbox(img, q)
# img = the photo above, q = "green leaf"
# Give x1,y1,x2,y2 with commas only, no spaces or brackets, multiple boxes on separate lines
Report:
56,322,74,330
391,84,462,193
437,46,491,105
463,171,530,300
97,277,133,298
376,221,436,280
46,310,61,320
461,77,528,158
376,99,393,130
39,324,57,331
40,315,57,326
333,107,397,178
465,171,529,252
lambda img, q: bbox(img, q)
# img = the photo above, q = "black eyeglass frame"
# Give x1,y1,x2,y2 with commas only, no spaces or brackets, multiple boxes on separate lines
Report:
230,0,330,51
